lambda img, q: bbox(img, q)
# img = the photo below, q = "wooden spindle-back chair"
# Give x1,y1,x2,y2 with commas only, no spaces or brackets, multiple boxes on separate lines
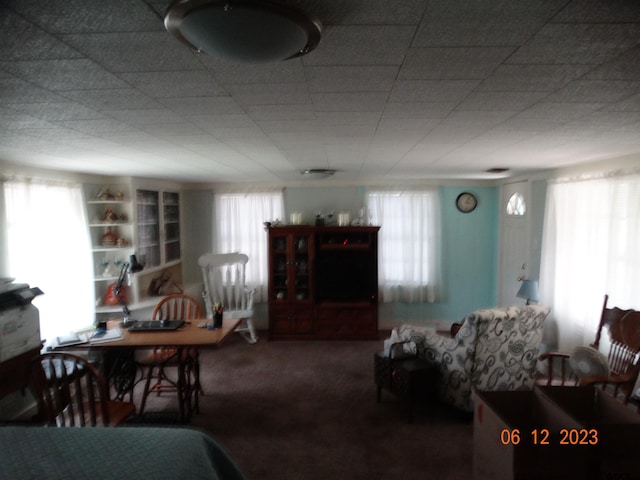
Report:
30,352,136,427
138,293,203,416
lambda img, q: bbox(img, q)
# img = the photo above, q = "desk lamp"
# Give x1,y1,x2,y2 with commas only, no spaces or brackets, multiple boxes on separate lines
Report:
114,254,144,327
516,279,539,305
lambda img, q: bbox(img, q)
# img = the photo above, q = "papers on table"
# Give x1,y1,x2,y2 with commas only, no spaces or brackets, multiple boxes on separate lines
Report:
55,332,88,347
88,327,122,344
54,328,123,348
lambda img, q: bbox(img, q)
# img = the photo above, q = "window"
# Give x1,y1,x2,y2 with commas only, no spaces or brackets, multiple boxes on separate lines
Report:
540,170,640,350
214,191,284,301
367,189,441,303
1,179,95,341
506,192,526,216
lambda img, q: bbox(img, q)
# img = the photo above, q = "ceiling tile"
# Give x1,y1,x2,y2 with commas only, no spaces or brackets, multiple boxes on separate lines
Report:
7,101,103,121
389,80,479,103
478,64,592,92
119,70,227,97
60,32,201,72
303,26,415,66
400,47,515,80
509,24,640,65
61,88,160,111
0,76,69,104
9,0,163,33
311,92,388,112
226,83,311,106
0,9,83,61
455,91,548,111
1,0,639,184
305,65,398,92
584,46,640,81
546,80,640,103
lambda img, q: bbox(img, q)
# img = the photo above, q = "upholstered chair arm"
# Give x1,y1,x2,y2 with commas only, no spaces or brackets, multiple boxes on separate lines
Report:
396,324,459,363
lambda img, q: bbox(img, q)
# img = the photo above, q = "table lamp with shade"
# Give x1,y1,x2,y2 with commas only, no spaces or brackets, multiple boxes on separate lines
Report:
114,254,144,327
516,279,539,305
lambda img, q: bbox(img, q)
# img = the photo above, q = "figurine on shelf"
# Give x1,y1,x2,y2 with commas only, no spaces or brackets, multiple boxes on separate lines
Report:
96,188,115,201
102,227,118,246
102,208,119,223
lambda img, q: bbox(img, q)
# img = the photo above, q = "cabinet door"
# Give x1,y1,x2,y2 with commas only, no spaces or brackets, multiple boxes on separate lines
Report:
136,189,181,268
269,307,314,337
136,189,161,268
291,233,313,303
163,191,181,263
269,233,289,302
268,230,314,304
315,306,378,339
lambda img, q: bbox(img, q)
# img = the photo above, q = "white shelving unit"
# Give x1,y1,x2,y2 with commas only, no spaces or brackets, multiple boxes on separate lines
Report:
85,184,136,316
85,180,184,320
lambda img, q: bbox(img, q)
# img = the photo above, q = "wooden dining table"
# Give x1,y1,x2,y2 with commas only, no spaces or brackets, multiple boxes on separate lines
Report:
57,317,241,422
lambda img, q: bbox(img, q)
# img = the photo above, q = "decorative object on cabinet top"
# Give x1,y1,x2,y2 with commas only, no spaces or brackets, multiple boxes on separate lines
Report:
93,187,125,201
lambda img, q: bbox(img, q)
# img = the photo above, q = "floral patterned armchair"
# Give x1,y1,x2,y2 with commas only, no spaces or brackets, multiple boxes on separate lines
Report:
396,305,550,412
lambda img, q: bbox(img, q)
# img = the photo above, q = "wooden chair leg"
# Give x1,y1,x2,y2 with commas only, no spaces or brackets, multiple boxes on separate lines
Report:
139,364,155,416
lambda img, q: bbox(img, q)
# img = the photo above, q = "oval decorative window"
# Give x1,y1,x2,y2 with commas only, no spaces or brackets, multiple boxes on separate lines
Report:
506,192,526,216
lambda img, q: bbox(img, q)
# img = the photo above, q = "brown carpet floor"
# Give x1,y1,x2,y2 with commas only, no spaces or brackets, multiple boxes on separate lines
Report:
131,332,473,480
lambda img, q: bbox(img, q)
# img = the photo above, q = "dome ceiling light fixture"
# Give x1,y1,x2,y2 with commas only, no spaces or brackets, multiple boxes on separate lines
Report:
301,169,336,180
164,0,323,63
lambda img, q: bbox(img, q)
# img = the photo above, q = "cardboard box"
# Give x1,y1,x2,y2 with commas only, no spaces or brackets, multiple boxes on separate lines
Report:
473,389,594,480
537,386,640,480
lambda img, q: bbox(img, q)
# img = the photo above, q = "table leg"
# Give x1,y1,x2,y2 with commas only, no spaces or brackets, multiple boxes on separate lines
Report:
103,349,137,402
176,348,199,422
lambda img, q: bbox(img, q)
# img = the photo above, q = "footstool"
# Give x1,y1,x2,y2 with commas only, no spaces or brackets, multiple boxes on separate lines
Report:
374,352,436,422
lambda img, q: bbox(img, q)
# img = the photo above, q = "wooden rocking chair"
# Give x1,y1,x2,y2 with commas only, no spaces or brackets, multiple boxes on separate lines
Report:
539,294,640,404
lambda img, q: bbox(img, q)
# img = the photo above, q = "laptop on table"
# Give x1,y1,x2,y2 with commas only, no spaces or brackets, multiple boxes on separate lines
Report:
127,320,185,332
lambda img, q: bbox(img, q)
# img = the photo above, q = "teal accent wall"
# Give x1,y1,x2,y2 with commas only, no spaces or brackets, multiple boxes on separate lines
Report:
382,186,499,327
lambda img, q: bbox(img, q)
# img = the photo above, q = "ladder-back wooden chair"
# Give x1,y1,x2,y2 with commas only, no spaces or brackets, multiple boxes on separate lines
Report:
30,352,136,427
539,295,640,404
138,293,203,416
199,252,257,344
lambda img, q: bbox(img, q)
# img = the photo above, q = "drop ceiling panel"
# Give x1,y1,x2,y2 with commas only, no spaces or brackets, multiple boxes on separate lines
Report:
0,0,639,183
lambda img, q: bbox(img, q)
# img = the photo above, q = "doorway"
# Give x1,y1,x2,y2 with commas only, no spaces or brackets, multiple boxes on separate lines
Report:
498,181,531,306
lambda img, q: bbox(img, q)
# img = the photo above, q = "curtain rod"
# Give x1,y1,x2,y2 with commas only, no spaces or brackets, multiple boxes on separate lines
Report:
549,166,640,185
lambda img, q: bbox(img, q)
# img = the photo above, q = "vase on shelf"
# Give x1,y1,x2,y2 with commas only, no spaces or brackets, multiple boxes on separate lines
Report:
102,227,118,246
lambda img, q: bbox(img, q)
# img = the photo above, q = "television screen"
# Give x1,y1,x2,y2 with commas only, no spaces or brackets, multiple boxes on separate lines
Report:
315,251,377,302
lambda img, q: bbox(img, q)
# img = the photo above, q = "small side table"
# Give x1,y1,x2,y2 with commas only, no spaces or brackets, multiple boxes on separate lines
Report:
374,352,437,422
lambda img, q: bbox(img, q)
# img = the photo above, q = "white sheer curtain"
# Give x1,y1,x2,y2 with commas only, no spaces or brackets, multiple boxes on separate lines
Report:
2,179,95,342
214,191,284,302
539,170,640,351
367,189,441,303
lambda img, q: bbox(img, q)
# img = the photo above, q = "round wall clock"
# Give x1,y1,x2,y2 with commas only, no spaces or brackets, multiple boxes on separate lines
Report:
456,192,477,213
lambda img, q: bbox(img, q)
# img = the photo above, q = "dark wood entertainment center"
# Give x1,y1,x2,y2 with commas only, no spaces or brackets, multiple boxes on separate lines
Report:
267,225,380,340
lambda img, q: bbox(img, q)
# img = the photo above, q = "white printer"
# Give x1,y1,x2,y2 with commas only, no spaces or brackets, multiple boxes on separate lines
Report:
0,280,43,362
